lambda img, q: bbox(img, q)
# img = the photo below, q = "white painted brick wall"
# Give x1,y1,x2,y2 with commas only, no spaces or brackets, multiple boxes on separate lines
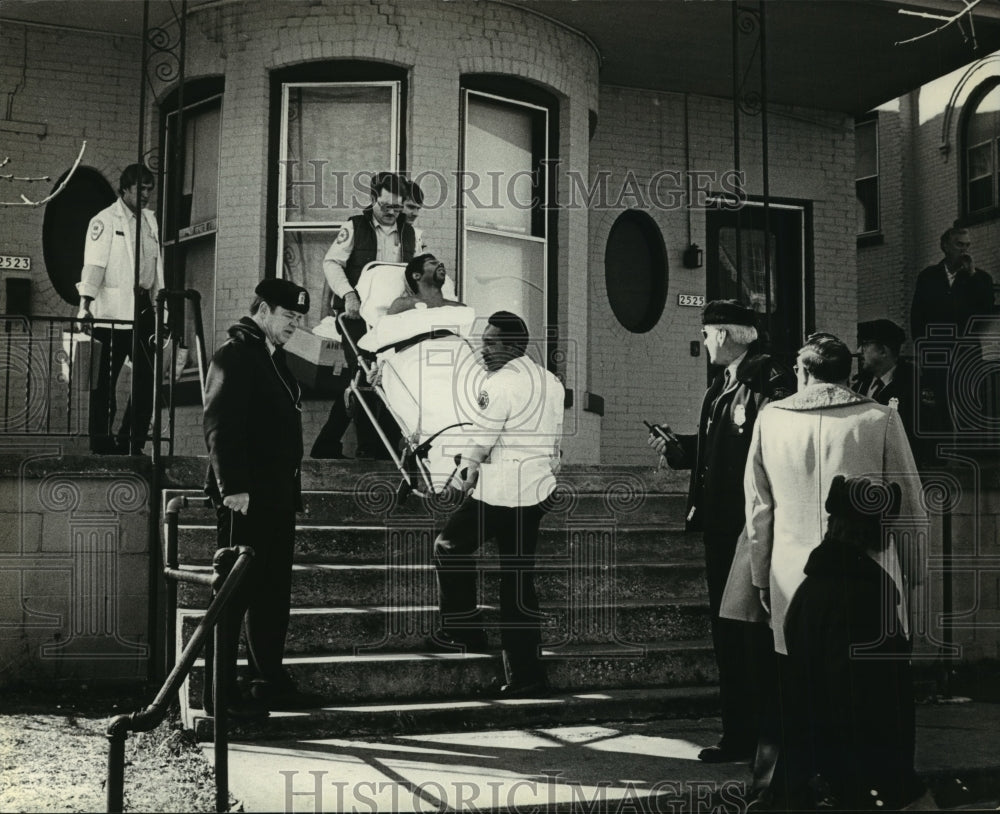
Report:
589,88,856,465
3,3,867,468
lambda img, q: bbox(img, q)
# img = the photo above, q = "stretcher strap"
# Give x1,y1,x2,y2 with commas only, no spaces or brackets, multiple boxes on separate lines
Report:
377,328,458,356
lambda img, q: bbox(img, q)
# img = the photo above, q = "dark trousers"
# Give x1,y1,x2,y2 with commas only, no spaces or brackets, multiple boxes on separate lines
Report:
204,502,296,701
88,297,155,453
310,315,399,459
704,530,776,753
434,497,547,684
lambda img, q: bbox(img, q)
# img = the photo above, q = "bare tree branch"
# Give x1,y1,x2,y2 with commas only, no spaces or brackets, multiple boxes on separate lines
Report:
1,171,51,183
0,140,87,208
895,0,985,47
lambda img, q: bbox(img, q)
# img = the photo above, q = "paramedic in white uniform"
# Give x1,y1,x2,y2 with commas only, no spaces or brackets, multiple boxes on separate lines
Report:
430,310,565,697
76,163,163,454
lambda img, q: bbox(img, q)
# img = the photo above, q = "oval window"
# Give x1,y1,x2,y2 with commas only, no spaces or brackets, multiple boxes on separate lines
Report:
604,210,668,333
42,166,117,305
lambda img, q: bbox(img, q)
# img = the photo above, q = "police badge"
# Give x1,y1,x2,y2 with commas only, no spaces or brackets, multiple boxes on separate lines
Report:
888,397,899,411
733,403,747,430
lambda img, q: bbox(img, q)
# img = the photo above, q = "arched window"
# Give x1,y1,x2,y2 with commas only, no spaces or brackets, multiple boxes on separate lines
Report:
269,61,406,334
962,78,1000,218
42,166,116,305
604,210,668,333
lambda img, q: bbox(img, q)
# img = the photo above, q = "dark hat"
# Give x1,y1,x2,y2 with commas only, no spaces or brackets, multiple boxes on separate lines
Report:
255,279,310,314
857,318,904,352
702,299,756,327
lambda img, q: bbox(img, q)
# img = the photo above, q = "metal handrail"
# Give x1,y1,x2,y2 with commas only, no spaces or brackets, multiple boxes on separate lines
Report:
106,529,253,813
153,287,209,459
335,309,445,501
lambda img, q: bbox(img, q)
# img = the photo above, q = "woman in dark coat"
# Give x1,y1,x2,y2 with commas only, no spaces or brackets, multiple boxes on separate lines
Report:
780,475,925,811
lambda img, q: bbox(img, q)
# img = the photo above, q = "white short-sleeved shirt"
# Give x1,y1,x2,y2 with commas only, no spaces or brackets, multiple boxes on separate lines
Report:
471,355,565,507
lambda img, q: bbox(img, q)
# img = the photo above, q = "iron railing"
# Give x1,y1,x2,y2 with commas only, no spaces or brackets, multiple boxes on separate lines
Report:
107,494,250,814
0,287,207,450
0,314,135,437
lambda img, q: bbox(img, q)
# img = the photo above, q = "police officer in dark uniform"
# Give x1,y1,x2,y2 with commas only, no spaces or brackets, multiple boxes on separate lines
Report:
203,278,318,716
310,171,417,459
649,300,794,766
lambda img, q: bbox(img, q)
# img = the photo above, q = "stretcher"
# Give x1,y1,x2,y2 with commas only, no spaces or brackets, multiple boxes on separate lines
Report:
336,262,483,502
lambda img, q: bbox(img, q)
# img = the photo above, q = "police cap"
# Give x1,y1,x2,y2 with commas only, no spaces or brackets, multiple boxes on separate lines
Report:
702,299,756,327
255,279,310,314
857,319,905,353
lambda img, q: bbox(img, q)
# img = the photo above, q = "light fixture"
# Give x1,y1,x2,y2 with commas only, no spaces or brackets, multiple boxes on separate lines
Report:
683,243,703,269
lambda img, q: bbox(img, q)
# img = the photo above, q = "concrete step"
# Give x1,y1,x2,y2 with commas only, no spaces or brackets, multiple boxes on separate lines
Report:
182,639,718,710
179,598,713,654
162,488,688,527
175,561,709,609
188,685,721,742
171,524,702,565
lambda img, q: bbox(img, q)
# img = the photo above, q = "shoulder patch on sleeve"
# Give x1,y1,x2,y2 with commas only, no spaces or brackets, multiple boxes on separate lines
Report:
89,220,105,241
335,226,350,245
478,390,489,410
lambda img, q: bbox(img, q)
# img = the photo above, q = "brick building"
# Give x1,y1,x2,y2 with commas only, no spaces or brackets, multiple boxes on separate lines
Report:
858,55,1000,333
3,0,997,464
3,0,1000,687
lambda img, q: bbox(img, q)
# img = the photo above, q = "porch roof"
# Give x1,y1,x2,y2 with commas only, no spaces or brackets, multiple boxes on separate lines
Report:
509,0,1000,114
3,1,1000,115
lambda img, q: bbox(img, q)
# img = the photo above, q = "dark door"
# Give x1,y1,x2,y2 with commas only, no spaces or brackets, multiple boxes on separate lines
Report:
706,202,806,365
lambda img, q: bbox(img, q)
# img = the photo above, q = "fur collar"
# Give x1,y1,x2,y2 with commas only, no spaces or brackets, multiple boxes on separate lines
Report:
772,383,872,412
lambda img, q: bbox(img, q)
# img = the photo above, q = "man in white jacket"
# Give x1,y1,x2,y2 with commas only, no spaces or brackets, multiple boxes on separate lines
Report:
76,164,163,454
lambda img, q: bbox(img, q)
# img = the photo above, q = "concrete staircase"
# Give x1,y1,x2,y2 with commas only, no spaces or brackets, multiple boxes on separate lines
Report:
161,459,718,740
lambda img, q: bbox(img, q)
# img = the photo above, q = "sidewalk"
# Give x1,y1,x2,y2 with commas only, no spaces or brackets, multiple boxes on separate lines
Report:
215,698,1000,812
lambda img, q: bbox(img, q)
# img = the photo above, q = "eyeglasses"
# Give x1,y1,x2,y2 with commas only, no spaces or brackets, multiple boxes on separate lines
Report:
378,202,403,213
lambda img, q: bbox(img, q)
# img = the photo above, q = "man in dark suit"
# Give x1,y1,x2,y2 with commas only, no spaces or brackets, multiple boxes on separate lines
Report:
910,226,996,434
852,319,918,449
648,300,794,765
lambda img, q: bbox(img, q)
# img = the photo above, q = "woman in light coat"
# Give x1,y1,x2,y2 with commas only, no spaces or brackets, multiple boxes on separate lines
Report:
743,333,925,656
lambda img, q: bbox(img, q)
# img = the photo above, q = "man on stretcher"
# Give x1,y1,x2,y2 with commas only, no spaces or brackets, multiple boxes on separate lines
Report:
387,254,464,315
349,256,481,499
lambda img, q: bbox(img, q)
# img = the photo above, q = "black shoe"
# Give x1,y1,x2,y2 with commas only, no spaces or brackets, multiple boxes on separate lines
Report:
250,682,325,710
311,442,346,459
497,680,550,699
698,743,755,763
91,438,125,455
426,628,489,652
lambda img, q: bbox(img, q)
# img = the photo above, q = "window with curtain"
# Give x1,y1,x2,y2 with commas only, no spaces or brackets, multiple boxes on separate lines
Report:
460,88,550,362
277,82,400,329
963,82,1000,217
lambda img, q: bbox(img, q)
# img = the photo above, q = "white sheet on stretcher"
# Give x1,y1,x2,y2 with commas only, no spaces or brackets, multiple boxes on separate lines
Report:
359,305,484,491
